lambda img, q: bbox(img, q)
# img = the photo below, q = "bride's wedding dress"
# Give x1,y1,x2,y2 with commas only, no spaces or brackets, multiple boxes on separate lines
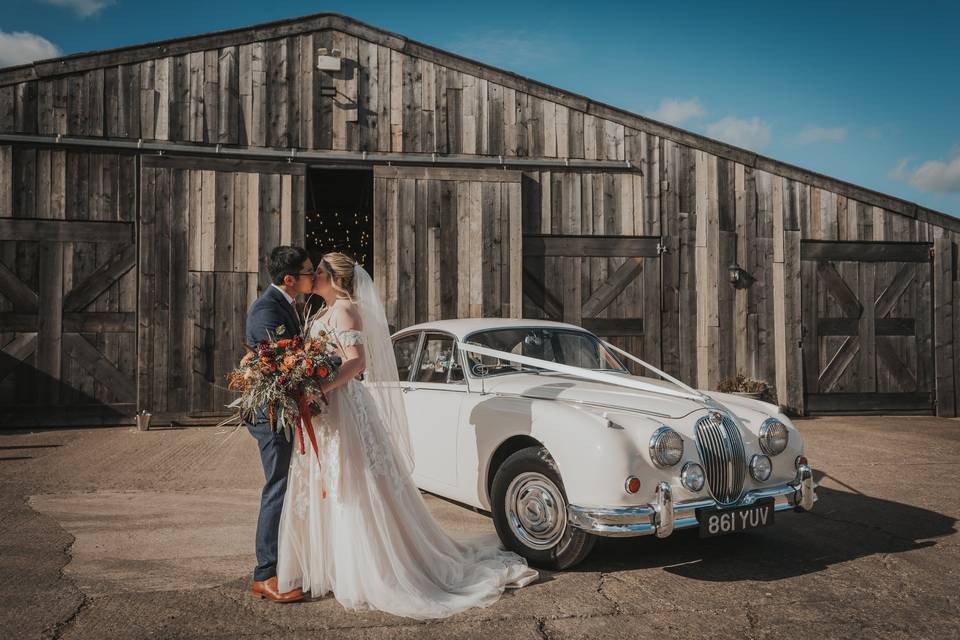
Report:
275,314,539,619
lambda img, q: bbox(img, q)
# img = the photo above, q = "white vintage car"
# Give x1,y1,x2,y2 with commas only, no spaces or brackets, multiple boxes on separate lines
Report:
391,318,817,569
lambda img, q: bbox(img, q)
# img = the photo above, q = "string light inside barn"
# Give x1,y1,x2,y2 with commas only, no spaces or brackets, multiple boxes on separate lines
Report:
304,170,374,271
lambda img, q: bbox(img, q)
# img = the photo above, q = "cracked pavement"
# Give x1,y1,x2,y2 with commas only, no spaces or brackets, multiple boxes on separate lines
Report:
1,416,957,639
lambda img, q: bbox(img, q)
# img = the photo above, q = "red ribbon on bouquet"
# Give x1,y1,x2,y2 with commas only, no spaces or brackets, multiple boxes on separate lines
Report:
294,390,328,500
295,392,320,458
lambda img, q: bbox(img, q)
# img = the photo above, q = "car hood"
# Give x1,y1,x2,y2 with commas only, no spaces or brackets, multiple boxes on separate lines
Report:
478,371,709,419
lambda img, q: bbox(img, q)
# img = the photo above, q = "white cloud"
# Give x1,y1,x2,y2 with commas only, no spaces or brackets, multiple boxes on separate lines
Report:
444,29,577,68
0,30,61,67
705,116,771,151
796,125,847,145
39,0,115,18
890,152,960,194
648,98,705,126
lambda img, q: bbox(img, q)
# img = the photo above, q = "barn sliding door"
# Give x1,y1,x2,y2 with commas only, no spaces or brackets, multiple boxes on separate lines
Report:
372,166,523,333
801,240,934,414
138,156,305,420
0,149,137,427
523,234,661,357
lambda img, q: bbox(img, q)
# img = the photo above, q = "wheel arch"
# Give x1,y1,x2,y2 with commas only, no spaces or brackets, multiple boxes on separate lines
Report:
484,434,546,503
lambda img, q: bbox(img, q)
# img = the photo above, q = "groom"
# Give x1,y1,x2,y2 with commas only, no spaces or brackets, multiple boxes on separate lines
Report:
244,245,314,603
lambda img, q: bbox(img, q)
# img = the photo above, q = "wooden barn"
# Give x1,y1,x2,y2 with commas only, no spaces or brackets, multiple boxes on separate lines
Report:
1,12,958,427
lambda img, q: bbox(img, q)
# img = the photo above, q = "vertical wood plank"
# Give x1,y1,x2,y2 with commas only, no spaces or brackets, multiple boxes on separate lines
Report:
509,181,523,318
246,172,260,273
187,169,201,271
232,172,248,272
200,170,216,271
280,173,292,244
250,42,267,148
695,151,719,389
398,178,417,327
218,46,239,144
934,238,955,416
35,242,63,402
390,50,404,153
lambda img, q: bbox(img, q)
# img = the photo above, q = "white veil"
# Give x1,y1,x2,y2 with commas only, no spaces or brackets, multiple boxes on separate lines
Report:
351,262,416,476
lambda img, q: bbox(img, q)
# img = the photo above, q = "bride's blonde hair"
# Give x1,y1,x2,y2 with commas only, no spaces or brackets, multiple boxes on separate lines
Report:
318,252,358,304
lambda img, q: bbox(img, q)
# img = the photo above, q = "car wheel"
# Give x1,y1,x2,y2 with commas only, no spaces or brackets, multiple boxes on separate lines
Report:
491,445,596,570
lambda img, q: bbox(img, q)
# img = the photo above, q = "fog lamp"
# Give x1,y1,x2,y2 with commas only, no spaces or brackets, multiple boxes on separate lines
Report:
681,462,705,492
750,454,772,481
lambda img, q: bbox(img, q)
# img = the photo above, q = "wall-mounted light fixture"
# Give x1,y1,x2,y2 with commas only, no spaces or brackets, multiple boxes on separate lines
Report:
316,47,342,72
728,263,755,289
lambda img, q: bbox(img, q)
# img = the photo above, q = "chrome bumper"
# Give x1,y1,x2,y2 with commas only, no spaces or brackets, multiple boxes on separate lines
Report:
568,464,818,538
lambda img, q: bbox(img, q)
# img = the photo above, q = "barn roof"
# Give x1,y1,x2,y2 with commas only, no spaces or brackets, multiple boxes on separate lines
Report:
0,11,953,227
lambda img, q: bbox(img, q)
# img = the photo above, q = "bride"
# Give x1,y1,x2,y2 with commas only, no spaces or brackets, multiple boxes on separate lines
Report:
274,252,539,619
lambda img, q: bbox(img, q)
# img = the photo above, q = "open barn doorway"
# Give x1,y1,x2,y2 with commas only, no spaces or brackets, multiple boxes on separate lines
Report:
304,168,375,276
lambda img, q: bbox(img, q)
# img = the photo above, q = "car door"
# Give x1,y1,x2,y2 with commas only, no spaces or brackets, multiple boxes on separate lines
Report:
402,332,466,492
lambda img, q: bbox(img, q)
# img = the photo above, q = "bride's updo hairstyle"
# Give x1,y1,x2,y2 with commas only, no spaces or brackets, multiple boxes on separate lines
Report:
319,252,358,303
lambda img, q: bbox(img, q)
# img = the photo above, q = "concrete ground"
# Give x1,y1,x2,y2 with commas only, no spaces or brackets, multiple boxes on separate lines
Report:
0,416,957,640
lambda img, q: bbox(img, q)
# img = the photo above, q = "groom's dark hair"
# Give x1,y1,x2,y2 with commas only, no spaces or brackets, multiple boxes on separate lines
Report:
268,246,309,285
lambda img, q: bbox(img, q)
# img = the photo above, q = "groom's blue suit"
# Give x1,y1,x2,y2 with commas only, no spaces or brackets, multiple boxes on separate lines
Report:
244,284,302,582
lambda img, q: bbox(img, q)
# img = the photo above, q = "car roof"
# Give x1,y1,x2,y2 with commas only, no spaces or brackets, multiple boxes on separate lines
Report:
391,317,594,341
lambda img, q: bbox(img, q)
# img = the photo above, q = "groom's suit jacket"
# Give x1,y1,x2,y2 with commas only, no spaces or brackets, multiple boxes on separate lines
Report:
245,285,302,350
245,285,302,427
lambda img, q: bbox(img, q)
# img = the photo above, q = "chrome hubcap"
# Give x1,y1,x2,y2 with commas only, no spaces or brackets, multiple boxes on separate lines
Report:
505,471,566,550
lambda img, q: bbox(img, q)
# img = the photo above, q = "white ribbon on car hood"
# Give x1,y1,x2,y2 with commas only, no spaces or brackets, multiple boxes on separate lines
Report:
456,341,708,402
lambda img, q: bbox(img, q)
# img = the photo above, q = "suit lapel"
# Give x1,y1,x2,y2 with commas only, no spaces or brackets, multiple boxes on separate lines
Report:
265,286,301,335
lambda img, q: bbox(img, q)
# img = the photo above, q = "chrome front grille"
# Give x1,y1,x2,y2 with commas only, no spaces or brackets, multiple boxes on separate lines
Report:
694,411,747,505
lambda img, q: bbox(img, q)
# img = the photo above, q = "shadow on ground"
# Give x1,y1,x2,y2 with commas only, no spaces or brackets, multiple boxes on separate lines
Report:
570,469,956,582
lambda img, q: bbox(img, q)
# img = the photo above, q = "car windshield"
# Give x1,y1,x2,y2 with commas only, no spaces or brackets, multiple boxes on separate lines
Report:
463,327,629,377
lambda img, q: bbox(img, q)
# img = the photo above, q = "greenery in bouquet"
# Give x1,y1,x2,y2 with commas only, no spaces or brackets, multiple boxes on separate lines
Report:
226,324,341,456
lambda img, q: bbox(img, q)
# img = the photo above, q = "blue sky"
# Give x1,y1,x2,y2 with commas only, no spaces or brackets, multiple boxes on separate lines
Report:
1,0,958,215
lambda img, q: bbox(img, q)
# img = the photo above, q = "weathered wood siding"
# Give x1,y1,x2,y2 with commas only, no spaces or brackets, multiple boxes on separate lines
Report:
373,166,522,333
137,155,305,419
0,146,137,425
1,14,958,419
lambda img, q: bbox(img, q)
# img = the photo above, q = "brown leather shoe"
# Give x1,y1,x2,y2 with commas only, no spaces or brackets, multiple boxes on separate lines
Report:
251,576,305,603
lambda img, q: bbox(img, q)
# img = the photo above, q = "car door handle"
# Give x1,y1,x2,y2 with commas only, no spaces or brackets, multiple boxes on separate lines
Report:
401,386,415,393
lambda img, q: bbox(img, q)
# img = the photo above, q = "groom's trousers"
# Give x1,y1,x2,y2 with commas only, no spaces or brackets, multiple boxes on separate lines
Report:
247,408,294,582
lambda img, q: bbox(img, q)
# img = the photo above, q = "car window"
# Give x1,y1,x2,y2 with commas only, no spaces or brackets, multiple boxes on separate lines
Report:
464,327,627,377
448,343,465,383
393,333,420,381
415,333,462,384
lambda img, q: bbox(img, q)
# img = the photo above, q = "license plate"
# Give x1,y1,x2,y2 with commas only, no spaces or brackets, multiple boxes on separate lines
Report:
697,498,774,538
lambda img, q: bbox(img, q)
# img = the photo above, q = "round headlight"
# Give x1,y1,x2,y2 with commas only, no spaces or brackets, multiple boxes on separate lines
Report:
649,426,684,467
681,462,705,492
750,454,772,481
759,418,789,456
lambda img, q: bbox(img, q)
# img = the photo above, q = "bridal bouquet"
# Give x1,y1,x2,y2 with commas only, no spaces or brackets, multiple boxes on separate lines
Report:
227,326,341,458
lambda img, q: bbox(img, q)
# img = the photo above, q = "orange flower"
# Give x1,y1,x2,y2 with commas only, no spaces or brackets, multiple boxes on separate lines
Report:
304,365,314,377
316,366,329,378
283,354,297,369
276,339,292,348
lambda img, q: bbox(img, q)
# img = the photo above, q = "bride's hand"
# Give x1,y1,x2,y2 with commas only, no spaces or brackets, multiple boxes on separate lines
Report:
240,351,254,367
